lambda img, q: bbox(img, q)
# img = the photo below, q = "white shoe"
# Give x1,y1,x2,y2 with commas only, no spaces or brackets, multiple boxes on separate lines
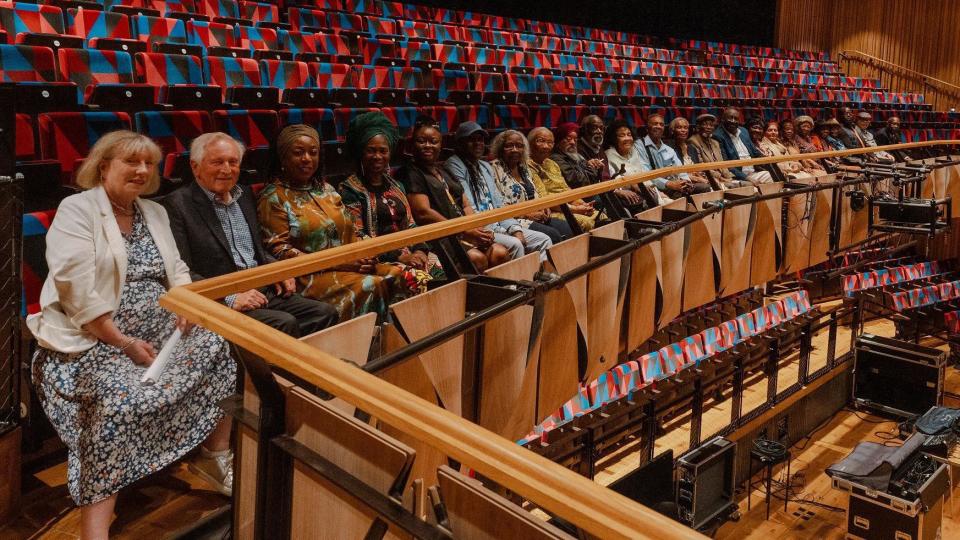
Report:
189,447,234,497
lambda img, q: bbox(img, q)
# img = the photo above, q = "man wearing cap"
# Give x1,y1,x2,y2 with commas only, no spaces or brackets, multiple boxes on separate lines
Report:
551,122,604,189
855,111,895,163
688,113,737,189
443,121,553,260
635,113,711,198
712,107,772,185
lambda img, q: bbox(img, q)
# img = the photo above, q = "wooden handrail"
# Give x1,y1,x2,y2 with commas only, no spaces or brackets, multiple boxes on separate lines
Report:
838,50,960,97
161,141,957,539
182,141,955,299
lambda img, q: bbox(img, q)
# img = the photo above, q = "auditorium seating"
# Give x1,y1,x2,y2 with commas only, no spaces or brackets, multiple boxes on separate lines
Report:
519,290,815,445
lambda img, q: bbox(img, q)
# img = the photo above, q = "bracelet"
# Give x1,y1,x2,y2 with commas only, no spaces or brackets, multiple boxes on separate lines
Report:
118,337,137,351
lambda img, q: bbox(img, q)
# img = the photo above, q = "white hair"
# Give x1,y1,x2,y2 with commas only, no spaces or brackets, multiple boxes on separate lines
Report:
190,132,245,164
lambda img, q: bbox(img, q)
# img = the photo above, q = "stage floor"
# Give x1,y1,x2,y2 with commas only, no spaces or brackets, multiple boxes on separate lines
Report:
5,318,960,539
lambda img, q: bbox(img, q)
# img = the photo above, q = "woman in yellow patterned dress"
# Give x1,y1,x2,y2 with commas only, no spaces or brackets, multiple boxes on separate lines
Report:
257,124,405,322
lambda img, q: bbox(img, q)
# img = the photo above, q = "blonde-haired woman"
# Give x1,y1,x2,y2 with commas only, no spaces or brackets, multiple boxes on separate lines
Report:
27,130,236,539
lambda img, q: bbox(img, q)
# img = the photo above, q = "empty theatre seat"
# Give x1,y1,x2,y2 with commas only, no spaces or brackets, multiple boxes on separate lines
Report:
185,19,236,50
135,51,220,108
212,108,278,181
65,9,145,53
279,107,336,141
0,2,80,50
58,48,155,110
239,1,278,24
134,109,212,187
39,111,132,185
259,58,318,106
204,55,278,107
131,15,199,56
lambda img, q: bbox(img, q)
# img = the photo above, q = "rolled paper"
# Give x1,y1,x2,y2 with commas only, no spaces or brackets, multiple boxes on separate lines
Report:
140,328,183,386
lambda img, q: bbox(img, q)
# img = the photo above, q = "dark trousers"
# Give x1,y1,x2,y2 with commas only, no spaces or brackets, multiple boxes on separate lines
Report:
246,290,339,338
529,218,574,243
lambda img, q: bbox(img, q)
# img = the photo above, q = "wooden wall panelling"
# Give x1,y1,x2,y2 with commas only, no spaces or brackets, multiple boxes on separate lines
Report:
377,324,448,488
585,220,627,382
479,253,542,441
299,313,378,417
390,279,468,416
775,0,960,109
839,181,869,249
751,182,784,285
636,204,685,329
626,239,658,354
287,387,415,539
945,162,960,217
545,235,590,349
807,175,834,267
536,285,580,423
437,465,575,540
782,187,813,274
683,191,724,311
719,186,757,297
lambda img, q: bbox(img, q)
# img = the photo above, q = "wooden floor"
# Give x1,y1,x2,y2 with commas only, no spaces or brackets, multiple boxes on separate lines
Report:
0,457,228,540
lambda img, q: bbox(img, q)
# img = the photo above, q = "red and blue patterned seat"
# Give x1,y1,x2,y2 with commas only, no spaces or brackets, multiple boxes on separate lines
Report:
186,20,236,50
279,107,336,141
39,111,132,185
212,108,278,181
0,2,66,44
135,51,214,107
238,0,278,23
134,109,212,179
58,48,149,106
0,42,56,81
204,55,278,106
65,9,141,52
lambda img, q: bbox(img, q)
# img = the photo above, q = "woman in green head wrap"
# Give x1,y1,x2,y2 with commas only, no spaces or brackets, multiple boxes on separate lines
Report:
338,112,443,288
256,123,407,322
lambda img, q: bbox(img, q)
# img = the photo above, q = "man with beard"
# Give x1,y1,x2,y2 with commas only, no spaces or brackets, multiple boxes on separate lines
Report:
687,113,737,189
577,114,607,165
713,107,772,185
636,113,710,199
551,122,603,188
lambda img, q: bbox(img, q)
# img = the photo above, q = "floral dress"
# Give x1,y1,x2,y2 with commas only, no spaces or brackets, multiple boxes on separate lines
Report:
31,208,236,506
338,174,443,286
257,181,406,322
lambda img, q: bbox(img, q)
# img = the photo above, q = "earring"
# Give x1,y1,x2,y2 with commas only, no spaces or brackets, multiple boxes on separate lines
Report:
360,161,365,179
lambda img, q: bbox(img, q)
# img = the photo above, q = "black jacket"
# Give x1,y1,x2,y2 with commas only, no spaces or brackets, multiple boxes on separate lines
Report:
161,182,275,282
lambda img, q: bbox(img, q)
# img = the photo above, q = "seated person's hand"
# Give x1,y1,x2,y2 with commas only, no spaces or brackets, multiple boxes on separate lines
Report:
403,250,429,269
523,209,549,223
586,158,605,171
175,315,194,335
232,289,268,312
666,179,691,193
125,338,157,367
615,188,642,205
273,277,297,298
465,228,493,250
690,172,710,184
569,201,595,215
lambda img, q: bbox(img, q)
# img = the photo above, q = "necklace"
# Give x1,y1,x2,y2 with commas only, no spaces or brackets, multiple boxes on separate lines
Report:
108,196,134,216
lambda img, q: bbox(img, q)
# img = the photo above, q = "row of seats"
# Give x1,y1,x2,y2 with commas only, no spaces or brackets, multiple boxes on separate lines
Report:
30,0,831,65
886,279,960,312
518,290,814,445
7,0,847,79
842,260,940,296
0,44,927,120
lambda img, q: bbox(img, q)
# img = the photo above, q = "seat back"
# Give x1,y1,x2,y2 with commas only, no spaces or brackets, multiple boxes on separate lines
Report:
66,8,132,42
204,55,261,98
132,15,188,44
0,2,65,44
259,58,313,89
186,19,236,49
38,111,132,185
0,43,56,81
135,51,204,87
58,48,136,101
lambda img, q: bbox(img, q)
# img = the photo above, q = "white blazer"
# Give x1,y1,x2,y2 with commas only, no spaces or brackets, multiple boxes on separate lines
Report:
26,186,192,353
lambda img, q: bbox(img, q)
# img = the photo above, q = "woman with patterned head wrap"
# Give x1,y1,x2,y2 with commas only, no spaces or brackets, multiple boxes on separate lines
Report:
337,112,442,288
257,123,406,322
